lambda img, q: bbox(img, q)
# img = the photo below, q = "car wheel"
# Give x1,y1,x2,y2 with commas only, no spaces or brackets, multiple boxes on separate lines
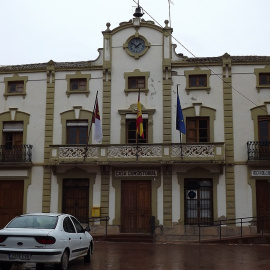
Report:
84,244,91,262
0,262,13,270
57,249,69,270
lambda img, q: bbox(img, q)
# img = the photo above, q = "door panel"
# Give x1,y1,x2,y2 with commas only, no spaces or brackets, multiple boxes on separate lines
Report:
121,181,151,233
62,179,89,223
137,182,151,232
256,181,270,232
121,181,137,232
0,181,24,228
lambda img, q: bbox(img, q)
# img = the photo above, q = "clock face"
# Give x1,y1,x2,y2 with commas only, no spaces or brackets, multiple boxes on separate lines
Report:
128,38,146,54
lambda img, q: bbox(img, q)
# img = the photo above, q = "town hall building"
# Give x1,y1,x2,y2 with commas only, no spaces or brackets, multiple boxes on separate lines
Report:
0,8,270,241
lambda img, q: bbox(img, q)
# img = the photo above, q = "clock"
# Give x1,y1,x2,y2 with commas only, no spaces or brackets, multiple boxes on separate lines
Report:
124,35,150,59
128,37,146,54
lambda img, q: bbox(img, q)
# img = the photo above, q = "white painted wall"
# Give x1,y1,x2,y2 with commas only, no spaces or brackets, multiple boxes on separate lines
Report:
172,171,180,223
110,26,164,144
217,174,226,218
232,65,270,162
171,66,225,143
53,70,103,145
27,166,44,213
234,165,253,218
0,72,47,163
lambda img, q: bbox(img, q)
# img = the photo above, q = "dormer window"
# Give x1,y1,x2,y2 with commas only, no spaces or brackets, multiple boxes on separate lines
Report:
66,72,91,97
70,78,87,91
128,77,145,89
4,75,28,99
8,81,24,93
259,73,270,85
189,75,207,87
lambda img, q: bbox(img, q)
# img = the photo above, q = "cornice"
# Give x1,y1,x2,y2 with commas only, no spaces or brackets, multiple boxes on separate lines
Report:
0,61,103,74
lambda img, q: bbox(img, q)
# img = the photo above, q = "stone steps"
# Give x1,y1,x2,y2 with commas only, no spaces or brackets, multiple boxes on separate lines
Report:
93,233,155,243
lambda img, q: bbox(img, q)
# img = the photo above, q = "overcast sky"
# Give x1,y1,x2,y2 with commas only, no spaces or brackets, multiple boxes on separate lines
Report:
1,0,269,65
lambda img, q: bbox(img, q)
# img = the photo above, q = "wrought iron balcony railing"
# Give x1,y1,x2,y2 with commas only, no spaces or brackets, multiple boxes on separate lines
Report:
49,143,225,165
247,141,270,161
0,145,33,162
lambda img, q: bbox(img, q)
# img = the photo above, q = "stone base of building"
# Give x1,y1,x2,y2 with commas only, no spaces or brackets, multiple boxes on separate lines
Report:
89,224,258,242
155,225,258,242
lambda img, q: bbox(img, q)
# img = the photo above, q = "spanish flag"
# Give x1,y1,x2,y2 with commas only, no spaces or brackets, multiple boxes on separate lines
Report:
136,90,144,138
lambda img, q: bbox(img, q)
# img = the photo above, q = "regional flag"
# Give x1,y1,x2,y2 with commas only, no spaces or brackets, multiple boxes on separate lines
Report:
93,98,103,143
176,90,186,134
136,91,144,138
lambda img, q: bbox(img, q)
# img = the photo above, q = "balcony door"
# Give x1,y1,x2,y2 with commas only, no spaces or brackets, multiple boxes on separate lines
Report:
186,117,209,143
2,122,23,162
121,181,151,233
66,120,88,145
258,116,270,159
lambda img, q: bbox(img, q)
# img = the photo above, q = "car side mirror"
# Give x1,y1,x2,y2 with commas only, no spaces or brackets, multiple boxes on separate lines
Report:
85,225,91,232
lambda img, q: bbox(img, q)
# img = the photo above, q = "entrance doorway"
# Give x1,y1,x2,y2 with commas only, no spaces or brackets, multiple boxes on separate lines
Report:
62,179,89,223
256,180,270,232
121,180,151,233
0,180,24,228
184,179,213,225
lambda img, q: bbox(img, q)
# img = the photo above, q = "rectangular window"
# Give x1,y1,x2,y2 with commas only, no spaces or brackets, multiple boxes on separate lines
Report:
259,73,270,85
126,119,147,143
189,75,207,87
70,78,87,91
184,179,213,225
8,81,24,93
186,117,209,142
128,77,145,89
66,120,88,144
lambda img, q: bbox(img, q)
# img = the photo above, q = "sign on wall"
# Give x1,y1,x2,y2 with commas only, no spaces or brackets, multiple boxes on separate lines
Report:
252,170,270,176
115,170,158,177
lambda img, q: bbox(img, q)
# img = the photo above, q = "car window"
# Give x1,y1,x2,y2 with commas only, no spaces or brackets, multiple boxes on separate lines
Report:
63,217,76,233
6,215,58,229
71,216,84,233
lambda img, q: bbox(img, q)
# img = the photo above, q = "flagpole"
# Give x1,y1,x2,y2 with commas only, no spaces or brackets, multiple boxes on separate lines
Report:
84,91,98,161
168,0,172,27
136,89,140,161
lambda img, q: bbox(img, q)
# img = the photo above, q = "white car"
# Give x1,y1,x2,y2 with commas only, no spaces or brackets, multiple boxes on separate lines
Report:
0,213,93,270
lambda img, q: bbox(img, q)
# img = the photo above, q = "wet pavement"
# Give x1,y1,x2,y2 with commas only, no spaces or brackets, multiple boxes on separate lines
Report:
9,241,270,270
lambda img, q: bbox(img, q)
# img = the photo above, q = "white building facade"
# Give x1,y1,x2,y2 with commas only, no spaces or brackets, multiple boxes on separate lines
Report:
0,15,270,240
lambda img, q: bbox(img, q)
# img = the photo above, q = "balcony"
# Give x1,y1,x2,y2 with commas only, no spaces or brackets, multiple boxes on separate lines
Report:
247,141,270,162
49,143,225,165
0,145,33,164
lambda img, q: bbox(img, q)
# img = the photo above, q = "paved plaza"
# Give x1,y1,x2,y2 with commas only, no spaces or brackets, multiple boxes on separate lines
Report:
8,241,270,270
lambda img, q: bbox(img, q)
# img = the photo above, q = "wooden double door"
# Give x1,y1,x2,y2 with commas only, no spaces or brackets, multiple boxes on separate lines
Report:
256,180,270,232
62,179,89,223
121,180,151,233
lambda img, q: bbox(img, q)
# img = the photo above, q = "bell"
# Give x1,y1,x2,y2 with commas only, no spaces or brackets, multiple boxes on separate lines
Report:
133,6,144,17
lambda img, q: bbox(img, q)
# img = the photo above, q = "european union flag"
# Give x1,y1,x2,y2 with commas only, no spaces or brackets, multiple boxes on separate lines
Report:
176,90,186,134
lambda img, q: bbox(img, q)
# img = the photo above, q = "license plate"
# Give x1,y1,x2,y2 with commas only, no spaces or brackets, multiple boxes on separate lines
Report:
9,253,31,260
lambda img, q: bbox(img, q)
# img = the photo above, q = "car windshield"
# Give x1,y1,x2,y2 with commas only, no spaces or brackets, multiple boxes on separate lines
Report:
6,215,58,229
